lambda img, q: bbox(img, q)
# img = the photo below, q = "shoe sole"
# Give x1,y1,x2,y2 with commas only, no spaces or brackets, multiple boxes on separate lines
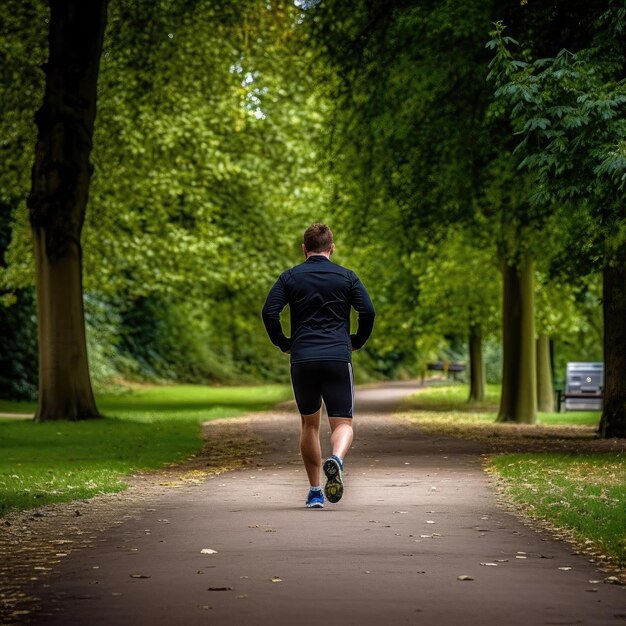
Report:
306,502,324,509
323,458,344,503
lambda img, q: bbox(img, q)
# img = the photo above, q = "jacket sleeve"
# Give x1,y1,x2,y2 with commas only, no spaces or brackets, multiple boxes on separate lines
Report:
261,276,292,352
349,273,376,350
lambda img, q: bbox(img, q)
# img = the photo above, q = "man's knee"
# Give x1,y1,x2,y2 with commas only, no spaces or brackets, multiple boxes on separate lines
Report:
301,410,321,430
329,417,353,432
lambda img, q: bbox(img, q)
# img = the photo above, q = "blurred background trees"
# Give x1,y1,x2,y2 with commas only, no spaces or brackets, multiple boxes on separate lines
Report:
0,0,622,432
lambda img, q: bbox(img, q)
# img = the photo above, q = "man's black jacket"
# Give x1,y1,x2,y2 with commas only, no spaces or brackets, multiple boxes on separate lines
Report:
261,255,375,363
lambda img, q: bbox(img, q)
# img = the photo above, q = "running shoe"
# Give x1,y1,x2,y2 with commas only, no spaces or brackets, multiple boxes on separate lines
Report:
306,488,324,508
323,455,344,503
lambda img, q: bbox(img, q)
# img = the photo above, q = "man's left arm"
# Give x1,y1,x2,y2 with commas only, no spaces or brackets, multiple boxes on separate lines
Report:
261,276,292,353
349,274,375,350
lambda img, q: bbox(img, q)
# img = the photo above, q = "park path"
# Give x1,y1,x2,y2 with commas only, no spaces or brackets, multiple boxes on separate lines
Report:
17,382,626,625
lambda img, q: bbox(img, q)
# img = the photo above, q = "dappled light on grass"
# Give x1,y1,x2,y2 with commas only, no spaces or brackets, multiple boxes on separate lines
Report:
0,384,291,514
401,383,601,441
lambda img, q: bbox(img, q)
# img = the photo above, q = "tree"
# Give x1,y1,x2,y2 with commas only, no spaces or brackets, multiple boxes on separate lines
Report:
27,0,108,420
488,10,626,436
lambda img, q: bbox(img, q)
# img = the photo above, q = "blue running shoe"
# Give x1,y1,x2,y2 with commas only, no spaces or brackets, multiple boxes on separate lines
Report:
306,488,324,508
323,455,344,503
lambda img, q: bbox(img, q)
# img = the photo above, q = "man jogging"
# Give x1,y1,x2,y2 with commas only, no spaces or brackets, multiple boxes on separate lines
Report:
262,223,375,508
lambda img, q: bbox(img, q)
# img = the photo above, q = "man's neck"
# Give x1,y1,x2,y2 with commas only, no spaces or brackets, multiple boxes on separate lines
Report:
306,251,331,259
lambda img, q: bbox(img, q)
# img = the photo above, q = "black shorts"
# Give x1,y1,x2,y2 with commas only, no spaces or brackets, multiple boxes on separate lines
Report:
290,360,354,418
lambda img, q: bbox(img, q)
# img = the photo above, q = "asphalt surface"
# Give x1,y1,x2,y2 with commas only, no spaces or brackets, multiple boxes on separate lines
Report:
19,382,626,625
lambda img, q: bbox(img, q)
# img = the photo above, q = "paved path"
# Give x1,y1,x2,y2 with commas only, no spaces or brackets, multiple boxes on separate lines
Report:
18,382,626,624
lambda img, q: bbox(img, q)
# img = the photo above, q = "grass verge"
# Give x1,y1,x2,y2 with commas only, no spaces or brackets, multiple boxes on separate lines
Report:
0,384,291,515
402,382,601,437
487,452,626,569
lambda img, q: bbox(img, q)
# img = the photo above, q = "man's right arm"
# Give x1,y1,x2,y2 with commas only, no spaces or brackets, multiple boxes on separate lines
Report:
261,276,292,353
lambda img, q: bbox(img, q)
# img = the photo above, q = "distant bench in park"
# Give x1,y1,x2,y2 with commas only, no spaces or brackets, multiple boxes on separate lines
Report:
427,361,466,380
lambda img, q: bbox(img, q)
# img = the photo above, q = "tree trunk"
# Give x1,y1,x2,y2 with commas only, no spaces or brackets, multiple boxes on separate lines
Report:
536,334,554,412
468,327,485,402
28,0,108,421
497,256,537,423
599,248,626,438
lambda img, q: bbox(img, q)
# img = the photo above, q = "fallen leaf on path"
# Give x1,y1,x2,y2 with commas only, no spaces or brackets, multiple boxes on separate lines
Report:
604,576,624,585
208,587,232,591
480,563,498,567
457,575,474,581
558,567,572,571
201,549,218,555
394,511,408,514
425,521,435,524
236,594,248,599
271,576,283,583
515,556,527,559
130,574,150,579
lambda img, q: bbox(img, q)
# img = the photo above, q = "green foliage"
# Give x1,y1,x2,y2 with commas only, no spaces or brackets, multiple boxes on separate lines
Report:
0,0,328,388
0,0,614,394
487,13,626,266
0,289,37,400
0,383,291,514
489,452,626,565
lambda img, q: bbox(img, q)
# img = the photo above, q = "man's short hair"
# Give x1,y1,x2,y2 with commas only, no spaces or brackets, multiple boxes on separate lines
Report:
303,223,334,253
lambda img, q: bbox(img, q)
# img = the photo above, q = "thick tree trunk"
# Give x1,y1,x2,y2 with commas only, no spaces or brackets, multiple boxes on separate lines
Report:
536,334,554,412
468,328,485,402
28,0,108,421
599,249,626,438
497,257,537,424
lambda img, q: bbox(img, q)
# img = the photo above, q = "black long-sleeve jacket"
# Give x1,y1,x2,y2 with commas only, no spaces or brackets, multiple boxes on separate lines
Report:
261,255,375,363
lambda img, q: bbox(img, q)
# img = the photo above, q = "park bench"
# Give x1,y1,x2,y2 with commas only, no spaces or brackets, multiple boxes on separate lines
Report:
556,362,604,412
426,361,466,380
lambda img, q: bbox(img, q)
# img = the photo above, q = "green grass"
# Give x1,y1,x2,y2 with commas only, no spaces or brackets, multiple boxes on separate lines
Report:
404,382,600,427
0,384,291,515
488,452,626,566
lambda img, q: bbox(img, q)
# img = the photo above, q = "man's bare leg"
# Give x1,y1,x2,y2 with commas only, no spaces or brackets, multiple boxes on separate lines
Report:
329,417,353,461
300,409,322,486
